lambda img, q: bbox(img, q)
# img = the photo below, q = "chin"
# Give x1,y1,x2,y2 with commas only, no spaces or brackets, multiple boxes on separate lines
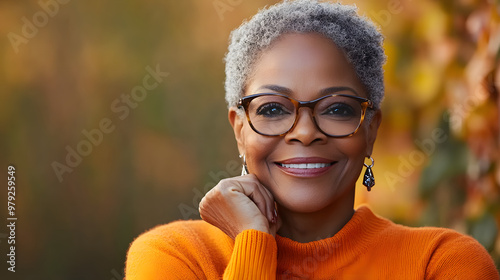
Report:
272,180,346,214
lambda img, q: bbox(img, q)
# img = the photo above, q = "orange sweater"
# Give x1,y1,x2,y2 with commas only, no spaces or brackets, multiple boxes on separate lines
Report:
126,206,499,279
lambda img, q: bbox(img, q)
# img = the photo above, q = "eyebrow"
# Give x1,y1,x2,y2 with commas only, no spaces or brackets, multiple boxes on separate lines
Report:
256,84,359,96
320,86,359,96
256,84,292,94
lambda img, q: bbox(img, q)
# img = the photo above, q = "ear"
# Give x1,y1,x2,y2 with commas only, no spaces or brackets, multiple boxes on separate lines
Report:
365,109,382,156
228,107,246,155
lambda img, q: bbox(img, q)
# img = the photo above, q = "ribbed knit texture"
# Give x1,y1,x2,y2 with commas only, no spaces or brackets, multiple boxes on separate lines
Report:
125,206,499,279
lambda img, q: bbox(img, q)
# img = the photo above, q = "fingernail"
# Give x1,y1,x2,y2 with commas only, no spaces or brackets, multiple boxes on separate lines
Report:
274,209,278,219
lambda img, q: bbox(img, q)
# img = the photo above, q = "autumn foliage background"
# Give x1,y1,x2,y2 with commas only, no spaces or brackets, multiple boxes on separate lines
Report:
0,0,499,278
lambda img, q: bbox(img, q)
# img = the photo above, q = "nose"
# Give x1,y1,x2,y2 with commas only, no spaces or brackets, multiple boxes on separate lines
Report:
284,107,327,145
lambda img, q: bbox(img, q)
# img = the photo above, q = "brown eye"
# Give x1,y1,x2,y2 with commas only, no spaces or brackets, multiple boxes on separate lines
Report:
321,103,356,118
256,103,291,118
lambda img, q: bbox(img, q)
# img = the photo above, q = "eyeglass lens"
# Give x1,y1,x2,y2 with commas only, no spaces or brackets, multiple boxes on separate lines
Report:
246,94,364,136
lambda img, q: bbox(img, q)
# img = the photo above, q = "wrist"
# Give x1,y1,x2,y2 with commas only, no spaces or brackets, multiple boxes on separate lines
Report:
241,222,270,235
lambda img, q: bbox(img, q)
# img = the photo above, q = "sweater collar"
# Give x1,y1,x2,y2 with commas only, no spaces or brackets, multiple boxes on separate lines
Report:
275,206,391,269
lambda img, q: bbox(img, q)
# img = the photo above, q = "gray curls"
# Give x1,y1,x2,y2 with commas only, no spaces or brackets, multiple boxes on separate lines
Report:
224,0,386,115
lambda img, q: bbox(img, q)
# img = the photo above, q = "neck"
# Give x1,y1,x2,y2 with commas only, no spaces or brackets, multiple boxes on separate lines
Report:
276,189,355,243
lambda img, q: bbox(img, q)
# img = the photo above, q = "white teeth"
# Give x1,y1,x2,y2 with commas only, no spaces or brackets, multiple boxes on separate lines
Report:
280,163,331,169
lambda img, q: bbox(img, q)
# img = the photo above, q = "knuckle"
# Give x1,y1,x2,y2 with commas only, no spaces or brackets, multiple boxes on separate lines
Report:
207,184,223,197
218,179,238,194
218,178,233,189
198,198,206,210
212,186,225,197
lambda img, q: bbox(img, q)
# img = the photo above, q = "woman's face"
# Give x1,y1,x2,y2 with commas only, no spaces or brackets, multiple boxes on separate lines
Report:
229,33,381,213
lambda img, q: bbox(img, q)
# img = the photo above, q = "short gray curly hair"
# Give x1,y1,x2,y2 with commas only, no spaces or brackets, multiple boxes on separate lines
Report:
224,0,386,116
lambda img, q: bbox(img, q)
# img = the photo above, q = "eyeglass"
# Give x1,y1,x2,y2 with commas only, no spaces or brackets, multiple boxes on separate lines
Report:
237,87,373,137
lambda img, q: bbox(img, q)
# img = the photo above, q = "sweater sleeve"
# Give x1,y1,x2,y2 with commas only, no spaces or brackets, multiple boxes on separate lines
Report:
425,231,499,280
223,229,278,280
125,230,202,280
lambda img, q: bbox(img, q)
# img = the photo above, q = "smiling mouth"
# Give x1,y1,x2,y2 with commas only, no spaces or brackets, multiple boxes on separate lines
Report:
276,162,333,169
274,159,337,177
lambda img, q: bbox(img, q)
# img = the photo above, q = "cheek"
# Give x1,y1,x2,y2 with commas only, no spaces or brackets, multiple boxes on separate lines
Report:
339,123,371,158
335,130,369,177
241,126,279,173
338,135,367,159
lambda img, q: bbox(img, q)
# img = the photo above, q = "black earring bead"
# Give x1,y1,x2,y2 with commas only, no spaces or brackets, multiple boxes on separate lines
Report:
363,166,375,191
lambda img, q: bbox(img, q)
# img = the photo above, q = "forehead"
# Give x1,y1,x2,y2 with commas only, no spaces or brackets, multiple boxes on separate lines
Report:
246,33,366,99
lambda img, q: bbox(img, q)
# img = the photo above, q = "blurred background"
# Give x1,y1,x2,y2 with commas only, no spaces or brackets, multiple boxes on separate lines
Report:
0,0,499,278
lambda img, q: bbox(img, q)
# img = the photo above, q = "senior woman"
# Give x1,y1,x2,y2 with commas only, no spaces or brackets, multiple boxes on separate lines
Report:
125,0,499,279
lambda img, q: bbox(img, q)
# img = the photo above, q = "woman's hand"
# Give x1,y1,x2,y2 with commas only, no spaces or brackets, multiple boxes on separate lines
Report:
199,174,280,239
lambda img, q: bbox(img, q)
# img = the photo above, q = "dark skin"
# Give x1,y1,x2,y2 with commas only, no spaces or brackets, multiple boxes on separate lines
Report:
199,33,382,243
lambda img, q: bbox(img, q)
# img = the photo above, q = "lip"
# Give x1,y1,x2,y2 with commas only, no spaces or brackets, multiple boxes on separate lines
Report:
275,157,336,178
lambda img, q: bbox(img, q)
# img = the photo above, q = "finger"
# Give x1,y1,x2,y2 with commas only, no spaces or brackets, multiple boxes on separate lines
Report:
240,175,275,223
258,182,276,222
269,211,282,237
255,182,274,223
233,179,270,222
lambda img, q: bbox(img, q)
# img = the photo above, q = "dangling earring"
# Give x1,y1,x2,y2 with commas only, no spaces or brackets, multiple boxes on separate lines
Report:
239,154,249,176
363,156,375,191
